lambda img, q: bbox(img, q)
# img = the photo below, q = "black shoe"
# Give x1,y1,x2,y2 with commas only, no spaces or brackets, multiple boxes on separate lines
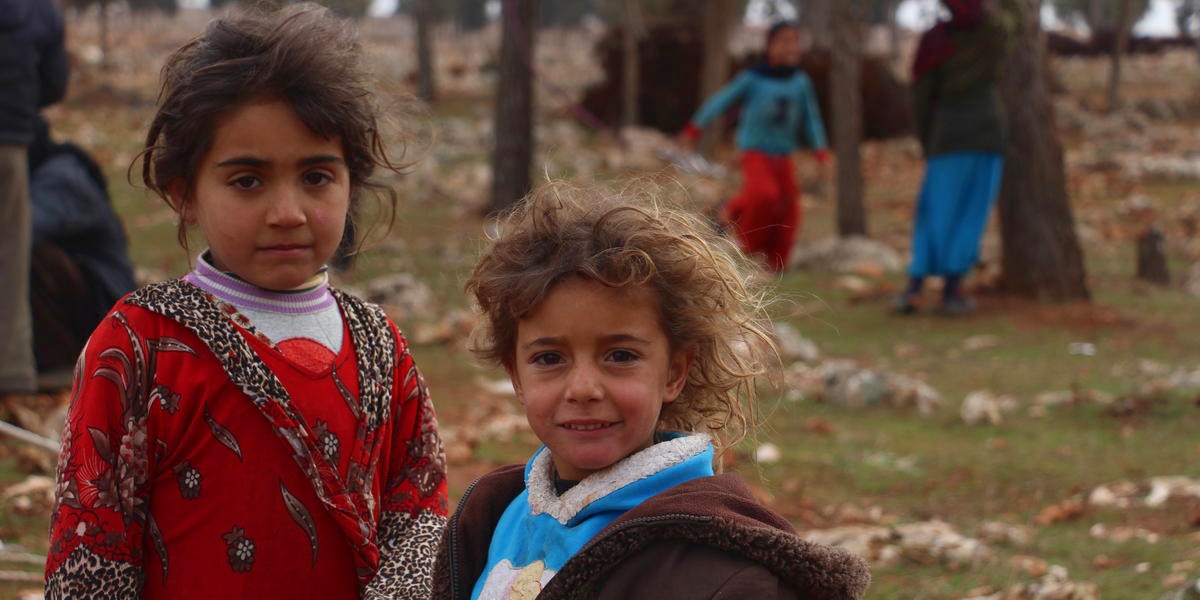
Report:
938,296,975,316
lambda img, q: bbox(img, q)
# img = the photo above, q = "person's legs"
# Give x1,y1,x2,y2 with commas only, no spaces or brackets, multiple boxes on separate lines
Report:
762,154,800,272
942,152,1004,283
0,146,35,394
722,151,782,265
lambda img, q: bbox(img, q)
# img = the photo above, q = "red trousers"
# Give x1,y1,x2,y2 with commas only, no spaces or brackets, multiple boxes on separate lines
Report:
721,151,800,272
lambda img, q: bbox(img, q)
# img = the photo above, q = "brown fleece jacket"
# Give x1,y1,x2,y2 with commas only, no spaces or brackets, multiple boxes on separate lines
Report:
433,465,870,600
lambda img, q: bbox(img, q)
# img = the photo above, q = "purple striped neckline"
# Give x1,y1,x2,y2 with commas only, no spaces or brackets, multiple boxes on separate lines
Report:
184,254,336,316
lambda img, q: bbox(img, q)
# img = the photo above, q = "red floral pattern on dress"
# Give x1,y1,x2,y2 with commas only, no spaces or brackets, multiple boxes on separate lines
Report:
46,280,448,599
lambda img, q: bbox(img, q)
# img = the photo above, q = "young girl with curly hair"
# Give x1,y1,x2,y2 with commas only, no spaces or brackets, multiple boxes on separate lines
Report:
45,5,447,598
433,182,869,599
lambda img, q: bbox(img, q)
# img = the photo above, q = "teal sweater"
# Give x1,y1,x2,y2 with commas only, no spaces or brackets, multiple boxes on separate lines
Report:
690,66,828,156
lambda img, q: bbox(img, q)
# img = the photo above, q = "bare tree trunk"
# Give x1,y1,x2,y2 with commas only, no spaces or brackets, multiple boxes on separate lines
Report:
1107,0,1134,112
489,0,535,216
100,0,110,73
414,0,436,103
998,0,1090,300
621,0,644,128
806,0,832,50
887,0,901,64
832,0,867,237
697,0,738,155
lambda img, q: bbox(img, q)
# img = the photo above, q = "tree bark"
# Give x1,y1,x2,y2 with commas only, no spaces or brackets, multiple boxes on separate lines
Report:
832,0,867,237
489,0,535,216
1107,0,1134,112
697,0,738,155
805,0,832,50
414,0,436,103
998,0,1090,300
99,0,110,73
621,0,644,128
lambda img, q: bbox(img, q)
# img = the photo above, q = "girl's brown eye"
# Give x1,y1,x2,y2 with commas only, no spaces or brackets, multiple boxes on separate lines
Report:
231,175,260,190
304,171,333,186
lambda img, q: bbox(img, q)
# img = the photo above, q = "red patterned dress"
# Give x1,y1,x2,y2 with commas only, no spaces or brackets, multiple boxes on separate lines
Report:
45,278,448,599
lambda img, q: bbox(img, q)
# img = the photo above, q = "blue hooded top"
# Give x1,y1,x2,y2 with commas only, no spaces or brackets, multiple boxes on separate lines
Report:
689,65,828,156
470,433,714,599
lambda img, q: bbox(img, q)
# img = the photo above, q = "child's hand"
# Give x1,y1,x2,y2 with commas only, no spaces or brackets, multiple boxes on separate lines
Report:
676,123,701,151
814,148,831,167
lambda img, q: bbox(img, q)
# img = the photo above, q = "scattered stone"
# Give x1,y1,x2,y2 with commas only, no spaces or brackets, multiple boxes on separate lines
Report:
754,443,781,464
964,565,1099,600
801,519,990,570
961,391,1005,426
1089,476,1200,509
772,322,820,364
962,335,1000,352
833,275,872,296
1090,523,1160,544
789,236,904,274
355,273,439,324
1185,262,1200,298
412,309,477,346
976,521,1034,548
1010,554,1049,578
785,360,942,415
1161,576,1200,600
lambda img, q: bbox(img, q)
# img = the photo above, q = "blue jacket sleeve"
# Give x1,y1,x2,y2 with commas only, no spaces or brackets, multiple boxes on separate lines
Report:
690,71,753,129
797,75,828,150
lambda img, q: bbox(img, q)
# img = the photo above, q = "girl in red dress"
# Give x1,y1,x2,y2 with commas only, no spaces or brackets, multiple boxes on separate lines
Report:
44,5,447,599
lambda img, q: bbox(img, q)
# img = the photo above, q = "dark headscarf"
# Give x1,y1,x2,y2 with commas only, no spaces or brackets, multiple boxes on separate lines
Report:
912,0,986,80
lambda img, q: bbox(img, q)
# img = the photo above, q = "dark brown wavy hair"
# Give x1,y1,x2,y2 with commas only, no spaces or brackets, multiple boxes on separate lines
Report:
466,181,777,457
138,2,410,248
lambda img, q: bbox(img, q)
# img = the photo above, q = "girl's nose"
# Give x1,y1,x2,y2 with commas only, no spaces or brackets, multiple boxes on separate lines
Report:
266,186,307,228
564,364,602,403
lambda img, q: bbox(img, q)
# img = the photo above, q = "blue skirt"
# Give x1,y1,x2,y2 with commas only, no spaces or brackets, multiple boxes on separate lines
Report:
909,151,1004,278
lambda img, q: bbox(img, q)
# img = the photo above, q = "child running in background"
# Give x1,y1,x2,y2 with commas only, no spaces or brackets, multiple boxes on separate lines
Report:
679,21,830,273
433,182,869,599
45,5,447,598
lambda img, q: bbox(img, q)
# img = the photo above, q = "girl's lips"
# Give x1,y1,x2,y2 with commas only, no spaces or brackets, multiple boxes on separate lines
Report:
260,244,311,255
558,420,620,432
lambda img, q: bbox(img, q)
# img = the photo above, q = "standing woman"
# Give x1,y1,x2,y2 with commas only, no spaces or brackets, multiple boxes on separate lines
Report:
896,0,1014,315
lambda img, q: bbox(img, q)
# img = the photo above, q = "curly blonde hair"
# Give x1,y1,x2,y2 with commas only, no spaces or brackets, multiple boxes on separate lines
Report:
466,181,776,456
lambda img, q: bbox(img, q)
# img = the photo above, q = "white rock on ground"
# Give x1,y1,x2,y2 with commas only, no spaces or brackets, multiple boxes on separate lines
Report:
802,520,990,570
962,565,1100,600
961,391,1004,426
1088,476,1200,509
789,235,905,274
784,361,942,415
772,322,821,364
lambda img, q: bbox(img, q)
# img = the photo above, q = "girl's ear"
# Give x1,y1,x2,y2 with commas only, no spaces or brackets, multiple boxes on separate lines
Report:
166,179,194,224
663,343,697,404
506,365,526,405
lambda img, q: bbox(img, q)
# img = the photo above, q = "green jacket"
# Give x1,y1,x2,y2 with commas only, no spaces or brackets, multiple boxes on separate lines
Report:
912,4,1015,158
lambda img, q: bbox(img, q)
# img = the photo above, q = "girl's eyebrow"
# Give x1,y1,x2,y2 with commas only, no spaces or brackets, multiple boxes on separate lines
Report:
521,334,651,350
214,155,346,168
